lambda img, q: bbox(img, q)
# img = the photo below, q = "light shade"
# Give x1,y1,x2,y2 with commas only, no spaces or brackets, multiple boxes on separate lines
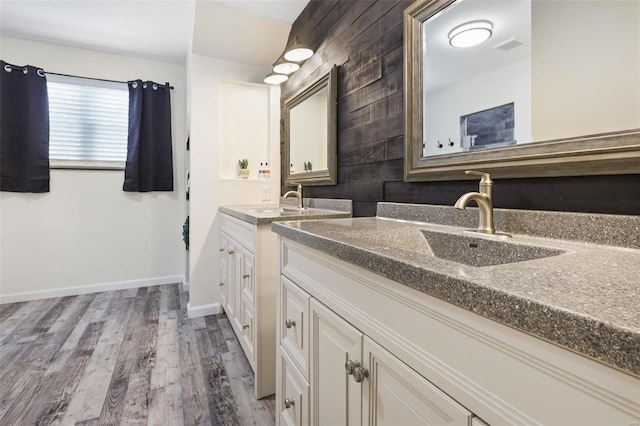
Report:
273,60,300,75
284,38,314,62
448,20,493,48
264,72,288,85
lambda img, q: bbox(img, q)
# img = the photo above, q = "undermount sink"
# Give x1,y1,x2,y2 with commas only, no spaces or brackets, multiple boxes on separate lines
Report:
245,206,305,215
421,229,565,267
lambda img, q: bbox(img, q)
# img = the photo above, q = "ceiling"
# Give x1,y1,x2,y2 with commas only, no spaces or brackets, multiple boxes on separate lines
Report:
0,0,310,65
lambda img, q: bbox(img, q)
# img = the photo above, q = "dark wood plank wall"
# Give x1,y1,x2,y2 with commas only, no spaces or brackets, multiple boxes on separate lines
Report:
280,0,640,217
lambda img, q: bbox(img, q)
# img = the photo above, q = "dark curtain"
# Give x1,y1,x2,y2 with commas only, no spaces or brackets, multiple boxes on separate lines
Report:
123,80,173,192
0,61,50,192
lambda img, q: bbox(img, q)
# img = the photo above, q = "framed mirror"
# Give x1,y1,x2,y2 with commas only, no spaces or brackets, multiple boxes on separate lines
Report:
405,0,640,181
283,65,338,186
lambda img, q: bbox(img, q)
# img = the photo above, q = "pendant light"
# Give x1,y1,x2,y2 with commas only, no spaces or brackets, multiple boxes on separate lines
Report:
284,38,314,62
264,72,288,85
273,55,300,75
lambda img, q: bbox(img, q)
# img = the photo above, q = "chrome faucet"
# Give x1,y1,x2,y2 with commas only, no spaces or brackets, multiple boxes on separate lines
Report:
454,170,501,236
283,183,304,209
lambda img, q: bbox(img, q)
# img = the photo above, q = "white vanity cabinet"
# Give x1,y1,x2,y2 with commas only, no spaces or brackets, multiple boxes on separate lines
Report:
277,280,473,425
276,238,640,425
219,212,278,398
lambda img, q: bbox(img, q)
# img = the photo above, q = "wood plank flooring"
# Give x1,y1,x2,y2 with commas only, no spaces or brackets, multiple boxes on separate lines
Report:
0,284,275,426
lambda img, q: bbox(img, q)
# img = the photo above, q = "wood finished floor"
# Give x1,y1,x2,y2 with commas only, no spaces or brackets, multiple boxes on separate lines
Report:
0,284,275,426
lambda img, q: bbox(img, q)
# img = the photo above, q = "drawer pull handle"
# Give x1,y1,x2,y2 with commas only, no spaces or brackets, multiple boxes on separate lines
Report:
242,323,250,329
219,282,224,287
228,249,235,255
284,398,295,409
242,274,250,279
285,319,296,328
219,248,225,252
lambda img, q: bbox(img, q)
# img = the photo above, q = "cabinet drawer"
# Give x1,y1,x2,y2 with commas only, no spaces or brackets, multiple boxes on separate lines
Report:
278,349,309,426
221,213,255,252
280,277,310,380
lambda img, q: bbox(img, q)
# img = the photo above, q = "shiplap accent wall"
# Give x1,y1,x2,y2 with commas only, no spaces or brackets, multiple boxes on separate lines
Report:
280,0,639,217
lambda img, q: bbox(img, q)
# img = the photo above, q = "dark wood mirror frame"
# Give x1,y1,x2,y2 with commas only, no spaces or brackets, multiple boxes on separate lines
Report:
404,0,640,182
283,65,338,186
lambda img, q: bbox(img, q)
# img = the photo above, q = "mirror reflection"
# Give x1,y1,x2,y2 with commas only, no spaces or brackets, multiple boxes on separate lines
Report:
284,65,337,186
421,0,640,158
289,87,328,173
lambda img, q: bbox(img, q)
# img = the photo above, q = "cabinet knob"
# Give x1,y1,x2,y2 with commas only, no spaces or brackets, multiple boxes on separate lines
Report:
242,274,250,279
345,360,368,382
352,365,369,383
285,319,296,328
242,323,250,329
219,248,225,252
284,398,295,409
345,360,359,375
228,249,235,255
219,282,224,287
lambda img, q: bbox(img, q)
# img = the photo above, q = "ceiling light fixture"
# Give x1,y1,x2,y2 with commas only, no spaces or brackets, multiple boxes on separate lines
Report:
264,72,288,85
273,56,300,75
448,20,493,48
284,38,314,62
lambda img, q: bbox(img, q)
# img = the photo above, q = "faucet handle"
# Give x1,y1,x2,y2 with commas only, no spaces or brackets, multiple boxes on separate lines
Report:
465,170,492,184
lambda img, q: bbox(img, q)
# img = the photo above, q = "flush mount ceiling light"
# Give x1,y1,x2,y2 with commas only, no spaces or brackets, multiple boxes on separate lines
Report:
264,72,288,85
284,38,314,62
273,56,300,75
448,20,493,48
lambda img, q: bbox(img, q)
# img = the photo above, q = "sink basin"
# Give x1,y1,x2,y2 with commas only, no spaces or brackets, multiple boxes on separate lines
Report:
421,229,565,267
245,206,306,215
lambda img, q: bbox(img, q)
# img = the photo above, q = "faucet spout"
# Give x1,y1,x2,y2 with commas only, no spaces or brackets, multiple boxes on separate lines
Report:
454,192,495,234
283,183,303,209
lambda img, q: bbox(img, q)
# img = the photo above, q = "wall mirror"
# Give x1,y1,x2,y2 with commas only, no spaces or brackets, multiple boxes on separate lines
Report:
405,0,640,181
284,65,337,186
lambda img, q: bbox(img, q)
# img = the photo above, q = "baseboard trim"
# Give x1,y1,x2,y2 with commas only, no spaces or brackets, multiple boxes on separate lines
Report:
0,275,184,304
187,302,222,318
183,281,190,291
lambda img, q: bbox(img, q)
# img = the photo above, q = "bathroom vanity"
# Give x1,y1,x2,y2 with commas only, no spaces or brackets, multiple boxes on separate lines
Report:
218,200,351,398
273,203,640,425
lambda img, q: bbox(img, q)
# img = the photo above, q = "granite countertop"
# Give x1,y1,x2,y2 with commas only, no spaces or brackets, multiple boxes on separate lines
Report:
272,212,640,377
220,201,351,225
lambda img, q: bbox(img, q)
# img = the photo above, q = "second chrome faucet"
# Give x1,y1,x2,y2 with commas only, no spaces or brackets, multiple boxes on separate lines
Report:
454,170,510,238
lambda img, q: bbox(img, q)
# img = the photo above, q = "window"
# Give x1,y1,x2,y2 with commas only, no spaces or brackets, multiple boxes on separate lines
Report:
47,74,128,169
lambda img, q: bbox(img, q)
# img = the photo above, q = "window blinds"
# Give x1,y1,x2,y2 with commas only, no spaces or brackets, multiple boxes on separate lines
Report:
47,74,128,167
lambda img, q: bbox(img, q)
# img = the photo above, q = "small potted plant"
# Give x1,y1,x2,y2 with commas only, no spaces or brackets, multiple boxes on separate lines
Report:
238,158,249,179
304,161,313,172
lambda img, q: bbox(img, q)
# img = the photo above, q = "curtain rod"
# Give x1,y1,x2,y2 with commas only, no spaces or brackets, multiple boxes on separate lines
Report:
46,71,175,90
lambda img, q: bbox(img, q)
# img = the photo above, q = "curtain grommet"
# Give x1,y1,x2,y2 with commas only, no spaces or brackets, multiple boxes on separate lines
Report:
153,84,158,90
37,69,45,78
4,64,11,73
23,68,28,74
143,83,147,89
131,81,138,88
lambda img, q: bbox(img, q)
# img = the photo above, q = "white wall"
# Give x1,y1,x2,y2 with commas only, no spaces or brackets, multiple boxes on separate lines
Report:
424,57,532,156
532,0,640,140
0,36,186,302
188,54,280,311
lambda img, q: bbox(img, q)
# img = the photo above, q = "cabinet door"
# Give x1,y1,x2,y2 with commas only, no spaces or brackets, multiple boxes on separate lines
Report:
278,349,309,426
240,249,255,306
220,264,228,310
280,277,310,380
310,299,363,426
362,336,472,426
227,240,241,330
241,295,255,363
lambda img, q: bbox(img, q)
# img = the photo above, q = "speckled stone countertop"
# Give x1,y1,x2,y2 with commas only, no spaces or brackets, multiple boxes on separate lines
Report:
220,198,351,225
272,205,640,377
